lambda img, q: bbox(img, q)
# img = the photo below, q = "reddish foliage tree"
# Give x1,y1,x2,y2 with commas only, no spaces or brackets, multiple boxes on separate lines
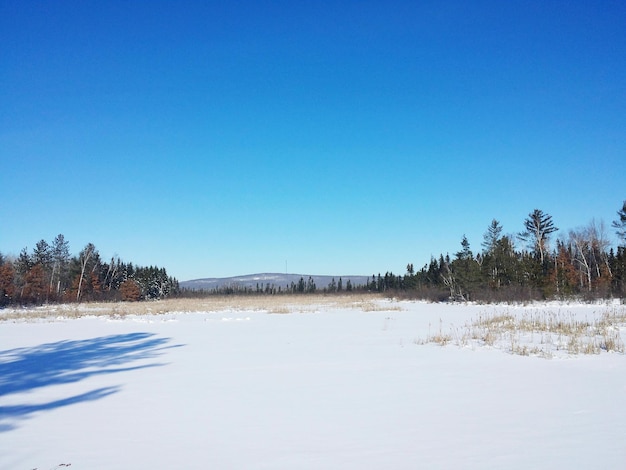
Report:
549,244,578,296
90,272,102,298
0,263,16,306
120,279,142,301
21,264,48,303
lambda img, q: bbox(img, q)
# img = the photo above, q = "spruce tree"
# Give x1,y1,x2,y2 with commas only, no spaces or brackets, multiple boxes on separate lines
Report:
612,200,626,246
51,234,70,297
481,219,503,255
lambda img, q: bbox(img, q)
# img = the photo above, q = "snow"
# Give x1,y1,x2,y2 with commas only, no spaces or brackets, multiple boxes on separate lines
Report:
1,300,626,469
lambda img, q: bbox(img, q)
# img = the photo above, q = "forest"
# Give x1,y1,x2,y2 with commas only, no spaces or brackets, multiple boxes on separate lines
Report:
1,201,625,305
0,235,179,306
180,202,626,302
375,203,626,302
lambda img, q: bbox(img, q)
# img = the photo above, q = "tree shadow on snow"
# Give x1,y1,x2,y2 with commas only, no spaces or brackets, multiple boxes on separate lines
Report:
0,332,182,431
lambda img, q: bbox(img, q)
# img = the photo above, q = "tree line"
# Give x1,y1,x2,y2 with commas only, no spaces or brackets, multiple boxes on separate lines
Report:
187,202,626,302
3,201,625,305
179,276,359,297
372,202,626,302
0,235,179,305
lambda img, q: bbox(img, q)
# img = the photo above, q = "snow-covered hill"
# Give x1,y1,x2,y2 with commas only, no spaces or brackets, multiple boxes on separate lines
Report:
180,273,371,290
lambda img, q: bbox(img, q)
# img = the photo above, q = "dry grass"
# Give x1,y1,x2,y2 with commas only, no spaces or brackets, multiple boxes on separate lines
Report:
419,306,626,358
0,293,397,321
415,319,453,346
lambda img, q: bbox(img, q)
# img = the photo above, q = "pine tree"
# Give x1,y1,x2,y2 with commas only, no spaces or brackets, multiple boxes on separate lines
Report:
611,247,626,297
33,239,52,267
14,248,32,300
612,200,626,246
491,235,517,289
452,236,480,300
22,264,47,303
481,219,503,255
456,235,473,260
50,234,70,298
519,209,558,264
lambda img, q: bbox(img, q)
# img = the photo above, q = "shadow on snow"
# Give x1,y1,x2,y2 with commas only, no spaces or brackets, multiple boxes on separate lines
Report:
0,332,182,431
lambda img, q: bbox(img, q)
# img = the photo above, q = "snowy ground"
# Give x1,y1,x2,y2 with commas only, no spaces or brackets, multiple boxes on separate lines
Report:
1,299,625,469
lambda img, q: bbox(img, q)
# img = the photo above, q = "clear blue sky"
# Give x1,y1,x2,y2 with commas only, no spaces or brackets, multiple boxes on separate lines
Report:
1,1,625,281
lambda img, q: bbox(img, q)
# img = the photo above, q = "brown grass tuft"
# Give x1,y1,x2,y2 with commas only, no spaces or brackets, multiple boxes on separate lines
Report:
0,293,397,321
418,306,626,358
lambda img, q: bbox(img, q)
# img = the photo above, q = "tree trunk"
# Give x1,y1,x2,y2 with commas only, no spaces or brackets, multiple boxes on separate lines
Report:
76,246,94,302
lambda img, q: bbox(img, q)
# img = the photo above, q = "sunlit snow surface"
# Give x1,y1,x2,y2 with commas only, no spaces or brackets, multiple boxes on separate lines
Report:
1,300,625,469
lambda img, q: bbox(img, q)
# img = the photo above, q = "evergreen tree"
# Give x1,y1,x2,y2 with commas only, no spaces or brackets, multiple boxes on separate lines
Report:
491,235,518,288
612,200,626,246
32,239,54,301
611,247,626,297
456,235,472,260
481,219,503,255
22,264,47,304
451,236,480,300
50,234,70,298
33,239,52,267
425,257,441,287
14,248,32,300
519,209,558,264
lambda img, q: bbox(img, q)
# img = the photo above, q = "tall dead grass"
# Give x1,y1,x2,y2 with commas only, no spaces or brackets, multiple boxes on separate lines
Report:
419,306,626,357
0,293,395,321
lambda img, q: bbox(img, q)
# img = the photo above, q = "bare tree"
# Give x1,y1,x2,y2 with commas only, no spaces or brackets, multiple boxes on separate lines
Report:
103,255,122,292
568,220,612,292
569,229,592,291
587,219,612,279
76,243,97,301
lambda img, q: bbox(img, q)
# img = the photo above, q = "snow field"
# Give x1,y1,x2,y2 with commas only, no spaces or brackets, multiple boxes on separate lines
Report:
1,300,625,469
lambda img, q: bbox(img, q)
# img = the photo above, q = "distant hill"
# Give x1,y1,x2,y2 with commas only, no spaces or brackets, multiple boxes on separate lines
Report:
180,273,371,291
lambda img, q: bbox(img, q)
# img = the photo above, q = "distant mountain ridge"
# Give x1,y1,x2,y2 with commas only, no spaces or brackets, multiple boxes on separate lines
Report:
180,273,371,291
